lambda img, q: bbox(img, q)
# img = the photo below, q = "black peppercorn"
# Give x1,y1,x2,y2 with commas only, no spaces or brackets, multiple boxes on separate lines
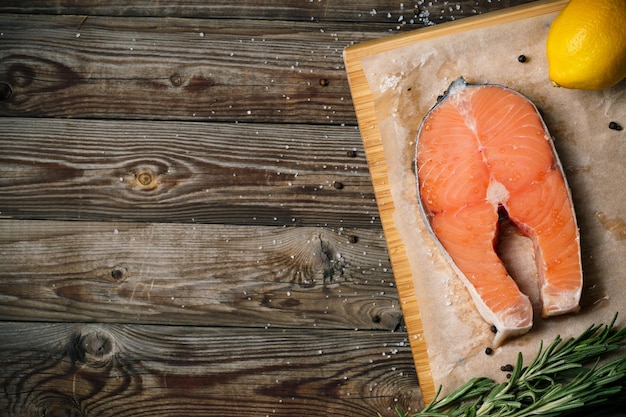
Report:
501,364,514,372
490,325,498,334
485,347,493,355
609,121,623,131
517,54,527,63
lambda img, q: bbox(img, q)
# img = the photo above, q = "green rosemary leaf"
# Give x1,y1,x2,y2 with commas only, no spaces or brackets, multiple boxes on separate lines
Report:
420,377,495,413
389,313,626,417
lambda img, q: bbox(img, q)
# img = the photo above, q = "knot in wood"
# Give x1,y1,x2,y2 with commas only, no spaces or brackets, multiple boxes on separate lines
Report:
67,328,116,368
137,171,153,186
7,63,35,88
110,264,129,282
38,400,84,417
373,311,404,331
170,73,182,87
0,82,12,101
135,169,157,189
288,231,346,288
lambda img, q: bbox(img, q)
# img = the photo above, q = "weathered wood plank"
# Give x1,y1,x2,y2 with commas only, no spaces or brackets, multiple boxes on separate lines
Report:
0,0,535,24
0,322,421,417
0,1,534,124
0,220,402,330
0,118,378,228
0,14,378,124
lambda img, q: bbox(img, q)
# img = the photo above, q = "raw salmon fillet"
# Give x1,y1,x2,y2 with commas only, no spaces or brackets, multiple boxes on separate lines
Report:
416,77,582,346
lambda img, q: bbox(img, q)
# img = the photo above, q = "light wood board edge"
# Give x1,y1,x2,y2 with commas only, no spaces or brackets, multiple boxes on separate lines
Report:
343,0,568,405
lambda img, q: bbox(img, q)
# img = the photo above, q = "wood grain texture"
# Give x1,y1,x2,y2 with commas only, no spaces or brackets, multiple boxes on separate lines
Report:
0,322,421,417
0,220,402,330
0,0,535,22
0,118,377,227
0,14,378,124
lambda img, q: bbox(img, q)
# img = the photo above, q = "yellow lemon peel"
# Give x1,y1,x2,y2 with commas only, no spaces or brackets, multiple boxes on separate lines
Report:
546,0,626,90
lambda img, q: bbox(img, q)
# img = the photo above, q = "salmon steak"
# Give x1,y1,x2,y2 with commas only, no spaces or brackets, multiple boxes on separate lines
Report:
415,77,582,346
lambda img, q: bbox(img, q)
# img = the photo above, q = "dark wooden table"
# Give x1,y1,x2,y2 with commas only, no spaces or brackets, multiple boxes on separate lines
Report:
0,1,535,416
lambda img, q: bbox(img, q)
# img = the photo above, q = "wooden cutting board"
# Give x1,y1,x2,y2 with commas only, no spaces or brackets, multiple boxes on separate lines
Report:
344,0,626,404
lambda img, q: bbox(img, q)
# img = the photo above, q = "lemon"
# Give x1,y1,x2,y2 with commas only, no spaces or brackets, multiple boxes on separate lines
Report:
546,0,626,90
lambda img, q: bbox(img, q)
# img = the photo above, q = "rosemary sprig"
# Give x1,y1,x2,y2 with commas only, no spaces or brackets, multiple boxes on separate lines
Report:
388,313,626,417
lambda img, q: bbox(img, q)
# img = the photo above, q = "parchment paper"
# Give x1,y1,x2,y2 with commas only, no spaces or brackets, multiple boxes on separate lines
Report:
360,11,626,392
